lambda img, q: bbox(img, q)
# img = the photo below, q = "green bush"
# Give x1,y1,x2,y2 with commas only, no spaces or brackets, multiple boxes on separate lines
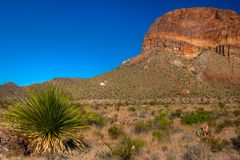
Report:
108,137,144,160
181,108,213,125
5,86,90,154
108,125,124,139
202,137,229,152
134,121,151,134
171,109,182,118
86,112,106,127
152,130,166,141
152,113,172,130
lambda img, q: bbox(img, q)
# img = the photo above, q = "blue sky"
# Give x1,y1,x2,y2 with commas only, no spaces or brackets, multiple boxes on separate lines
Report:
0,0,239,86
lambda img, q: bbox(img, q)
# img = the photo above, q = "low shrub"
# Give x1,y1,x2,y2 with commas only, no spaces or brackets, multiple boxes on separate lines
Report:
181,108,213,125
108,137,144,160
152,113,172,130
128,106,136,112
86,112,106,127
115,105,121,112
152,130,167,141
149,101,161,106
215,120,234,133
134,120,151,134
108,125,124,139
218,102,225,109
234,118,240,127
202,137,230,152
183,144,211,160
233,109,240,117
171,109,182,118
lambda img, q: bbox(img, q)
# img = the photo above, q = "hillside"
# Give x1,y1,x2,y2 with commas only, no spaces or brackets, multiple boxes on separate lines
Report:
1,7,240,103
46,7,240,103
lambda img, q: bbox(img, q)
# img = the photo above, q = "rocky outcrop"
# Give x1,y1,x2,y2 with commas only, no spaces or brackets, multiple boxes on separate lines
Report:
141,8,240,59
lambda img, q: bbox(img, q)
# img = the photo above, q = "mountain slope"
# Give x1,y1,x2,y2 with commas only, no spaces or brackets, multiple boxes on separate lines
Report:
1,7,240,103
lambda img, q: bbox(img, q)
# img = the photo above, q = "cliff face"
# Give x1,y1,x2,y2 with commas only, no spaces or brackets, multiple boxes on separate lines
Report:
140,8,240,59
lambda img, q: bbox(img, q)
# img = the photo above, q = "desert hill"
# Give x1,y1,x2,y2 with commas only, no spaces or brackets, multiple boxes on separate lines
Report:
1,7,240,103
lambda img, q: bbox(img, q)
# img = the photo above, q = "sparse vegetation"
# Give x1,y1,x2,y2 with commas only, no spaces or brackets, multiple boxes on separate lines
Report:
215,120,234,133
134,120,151,134
171,109,182,118
152,130,167,141
233,109,240,117
108,137,144,160
108,125,124,139
152,113,172,130
86,112,106,127
181,108,213,125
202,137,230,152
1,103,240,159
218,102,225,109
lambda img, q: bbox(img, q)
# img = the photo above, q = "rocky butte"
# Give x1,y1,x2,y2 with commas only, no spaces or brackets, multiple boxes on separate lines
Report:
128,7,240,64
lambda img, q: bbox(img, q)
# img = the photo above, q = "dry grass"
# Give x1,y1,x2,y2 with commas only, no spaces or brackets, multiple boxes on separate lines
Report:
1,103,240,160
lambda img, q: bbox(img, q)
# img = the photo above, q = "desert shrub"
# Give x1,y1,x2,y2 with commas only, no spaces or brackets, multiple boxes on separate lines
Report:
234,118,240,127
231,136,240,151
5,86,90,154
233,109,240,117
86,112,106,127
181,108,213,125
108,137,144,160
108,125,124,139
152,113,172,130
218,102,225,109
152,130,166,141
134,120,151,134
171,109,182,118
215,120,234,133
183,144,211,160
202,137,230,152
148,101,162,106
115,105,121,112
128,106,136,112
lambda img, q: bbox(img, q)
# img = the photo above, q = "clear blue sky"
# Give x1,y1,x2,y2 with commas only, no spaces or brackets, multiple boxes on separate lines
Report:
0,0,239,86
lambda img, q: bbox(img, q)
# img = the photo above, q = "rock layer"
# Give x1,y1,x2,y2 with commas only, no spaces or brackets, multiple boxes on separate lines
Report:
141,7,240,59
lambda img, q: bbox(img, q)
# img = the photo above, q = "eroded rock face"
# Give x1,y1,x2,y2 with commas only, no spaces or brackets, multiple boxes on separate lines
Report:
142,7,240,59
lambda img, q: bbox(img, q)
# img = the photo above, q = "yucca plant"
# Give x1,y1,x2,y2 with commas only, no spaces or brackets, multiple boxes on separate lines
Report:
5,85,90,155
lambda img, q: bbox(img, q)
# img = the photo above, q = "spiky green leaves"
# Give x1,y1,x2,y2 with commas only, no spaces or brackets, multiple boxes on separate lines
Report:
5,86,89,155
